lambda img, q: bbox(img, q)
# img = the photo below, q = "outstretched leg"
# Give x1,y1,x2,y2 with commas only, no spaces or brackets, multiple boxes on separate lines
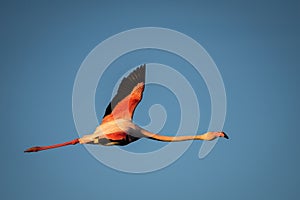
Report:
24,138,80,153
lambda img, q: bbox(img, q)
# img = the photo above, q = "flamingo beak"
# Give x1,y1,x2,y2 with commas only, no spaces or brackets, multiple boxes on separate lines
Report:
222,132,229,139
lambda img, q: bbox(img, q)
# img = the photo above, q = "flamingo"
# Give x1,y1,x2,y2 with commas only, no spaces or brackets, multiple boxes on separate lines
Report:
24,64,228,153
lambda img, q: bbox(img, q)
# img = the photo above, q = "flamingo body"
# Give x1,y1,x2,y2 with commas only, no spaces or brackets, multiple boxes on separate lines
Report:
79,119,142,146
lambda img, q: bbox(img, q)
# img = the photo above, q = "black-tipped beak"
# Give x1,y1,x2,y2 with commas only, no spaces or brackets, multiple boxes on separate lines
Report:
223,132,229,139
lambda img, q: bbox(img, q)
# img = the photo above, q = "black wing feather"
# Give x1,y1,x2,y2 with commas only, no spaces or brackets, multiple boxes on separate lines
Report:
103,64,146,118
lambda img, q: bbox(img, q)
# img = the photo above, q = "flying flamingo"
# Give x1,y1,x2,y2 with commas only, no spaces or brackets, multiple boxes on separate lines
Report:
25,64,228,153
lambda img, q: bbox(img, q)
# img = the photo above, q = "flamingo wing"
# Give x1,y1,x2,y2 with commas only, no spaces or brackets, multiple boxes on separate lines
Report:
102,64,146,123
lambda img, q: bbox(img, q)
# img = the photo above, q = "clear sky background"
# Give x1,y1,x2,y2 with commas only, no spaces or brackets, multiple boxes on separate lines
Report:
1,0,299,199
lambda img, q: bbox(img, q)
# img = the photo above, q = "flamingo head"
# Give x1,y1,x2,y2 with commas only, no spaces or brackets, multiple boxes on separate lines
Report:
205,131,229,141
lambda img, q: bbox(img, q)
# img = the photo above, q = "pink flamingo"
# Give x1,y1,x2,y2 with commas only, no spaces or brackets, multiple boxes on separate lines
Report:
25,64,228,153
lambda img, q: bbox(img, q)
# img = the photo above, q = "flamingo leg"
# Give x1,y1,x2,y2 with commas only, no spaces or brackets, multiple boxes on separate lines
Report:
24,138,80,153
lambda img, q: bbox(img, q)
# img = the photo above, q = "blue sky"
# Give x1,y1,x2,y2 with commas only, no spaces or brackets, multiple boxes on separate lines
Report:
1,0,299,199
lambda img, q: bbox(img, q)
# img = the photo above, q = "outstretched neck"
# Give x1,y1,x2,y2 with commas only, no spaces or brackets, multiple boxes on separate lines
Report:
140,129,206,142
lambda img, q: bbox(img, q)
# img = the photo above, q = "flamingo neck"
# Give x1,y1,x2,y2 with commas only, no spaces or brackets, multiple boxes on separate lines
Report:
140,129,206,142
